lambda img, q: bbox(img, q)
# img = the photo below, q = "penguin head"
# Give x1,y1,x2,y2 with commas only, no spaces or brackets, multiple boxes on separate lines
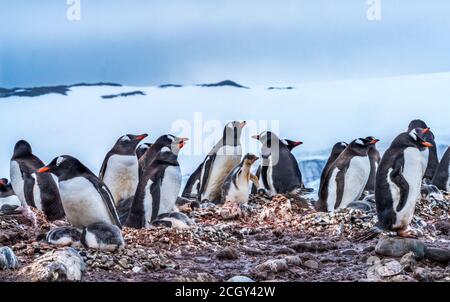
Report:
408,119,428,131
112,134,148,155
332,141,348,153
281,139,303,151
408,128,434,149
12,140,33,158
136,143,153,159
0,178,8,191
251,131,280,148
37,155,85,178
349,137,379,155
223,121,246,146
364,136,380,149
154,135,189,156
242,153,259,166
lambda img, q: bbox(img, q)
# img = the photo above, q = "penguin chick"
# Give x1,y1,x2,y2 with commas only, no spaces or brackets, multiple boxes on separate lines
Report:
221,153,259,205
46,226,82,247
152,212,195,229
0,178,21,212
81,222,125,252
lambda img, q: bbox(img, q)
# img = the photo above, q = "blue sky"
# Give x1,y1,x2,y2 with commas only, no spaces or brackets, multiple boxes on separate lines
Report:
1,0,450,87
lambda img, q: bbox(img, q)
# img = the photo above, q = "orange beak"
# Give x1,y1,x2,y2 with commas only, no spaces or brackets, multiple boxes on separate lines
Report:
0,179,6,186
37,166,51,173
135,134,148,141
179,137,189,149
422,142,433,148
422,128,430,134
370,139,380,145
294,141,303,146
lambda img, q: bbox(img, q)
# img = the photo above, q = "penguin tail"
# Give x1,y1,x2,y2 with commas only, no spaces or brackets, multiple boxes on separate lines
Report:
352,223,383,243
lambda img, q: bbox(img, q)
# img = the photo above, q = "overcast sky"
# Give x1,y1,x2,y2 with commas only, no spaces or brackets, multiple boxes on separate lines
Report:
1,0,450,87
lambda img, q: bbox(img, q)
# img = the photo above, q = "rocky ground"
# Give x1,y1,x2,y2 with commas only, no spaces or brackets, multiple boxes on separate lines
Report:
1,192,450,282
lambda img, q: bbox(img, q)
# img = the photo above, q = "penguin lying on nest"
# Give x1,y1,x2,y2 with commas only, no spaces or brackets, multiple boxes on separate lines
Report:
0,178,22,213
152,212,195,229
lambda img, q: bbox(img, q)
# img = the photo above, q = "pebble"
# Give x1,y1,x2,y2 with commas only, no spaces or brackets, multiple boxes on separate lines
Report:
284,255,302,266
375,237,425,258
216,247,239,260
375,260,402,277
424,247,450,264
400,252,418,272
303,260,319,270
132,266,142,273
413,267,433,282
0,246,19,270
227,275,255,282
252,259,289,279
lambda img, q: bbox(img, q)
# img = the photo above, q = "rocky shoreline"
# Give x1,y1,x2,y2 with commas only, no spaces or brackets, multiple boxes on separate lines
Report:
1,193,449,282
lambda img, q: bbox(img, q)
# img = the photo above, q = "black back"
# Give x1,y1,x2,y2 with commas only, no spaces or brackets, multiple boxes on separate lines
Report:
182,164,202,198
11,140,65,220
318,142,348,194
432,147,450,191
408,120,438,180
364,138,381,192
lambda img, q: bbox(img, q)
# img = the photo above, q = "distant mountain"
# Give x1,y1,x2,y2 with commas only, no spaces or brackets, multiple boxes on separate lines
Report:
0,82,122,98
159,84,183,88
102,91,146,99
197,80,249,89
267,86,295,90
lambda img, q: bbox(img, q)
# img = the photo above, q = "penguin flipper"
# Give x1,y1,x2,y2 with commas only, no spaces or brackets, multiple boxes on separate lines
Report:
390,156,409,212
334,170,346,210
90,176,122,228
98,152,111,180
251,166,261,194
182,164,202,198
198,154,216,199
23,172,36,208
150,178,162,222
352,225,383,243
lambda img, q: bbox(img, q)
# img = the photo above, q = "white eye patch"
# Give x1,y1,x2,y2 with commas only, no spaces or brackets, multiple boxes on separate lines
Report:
120,136,131,142
409,130,418,141
341,142,348,147
355,139,364,146
166,135,175,142
161,147,171,153
281,139,288,145
56,157,66,166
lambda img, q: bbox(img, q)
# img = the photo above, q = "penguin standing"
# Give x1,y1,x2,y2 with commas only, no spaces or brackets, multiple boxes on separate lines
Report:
375,128,432,238
126,137,186,229
10,140,65,221
252,131,303,196
251,138,303,194
99,134,148,205
408,120,438,181
221,153,259,204
432,146,450,192
363,136,381,193
37,155,121,228
316,137,378,212
190,121,246,203
318,142,348,193
139,135,183,176
0,178,21,212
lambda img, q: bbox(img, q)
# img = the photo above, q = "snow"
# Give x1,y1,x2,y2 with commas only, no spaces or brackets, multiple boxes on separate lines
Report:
1,72,450,190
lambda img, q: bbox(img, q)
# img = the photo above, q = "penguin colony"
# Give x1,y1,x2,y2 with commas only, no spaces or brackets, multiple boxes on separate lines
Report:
1,119,449,251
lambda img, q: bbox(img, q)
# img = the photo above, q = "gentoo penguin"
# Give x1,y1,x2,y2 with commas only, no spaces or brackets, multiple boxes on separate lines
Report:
251,138,303,194
363,136,381,193
139,134,185,176
252,131,303,196
221,153,259,204
0,178,21,212
191,121,246,203
46,227,82,247
126,137,186,229
152,212,195,229
315,137,378,212
81,222,125,252
136,143,152,160
375,128,432,238
181,164,202,199
318,142,348,193
37,155,121,228
10,140,65,221
432,147,450,191
99,133,148,205
408,120,439,181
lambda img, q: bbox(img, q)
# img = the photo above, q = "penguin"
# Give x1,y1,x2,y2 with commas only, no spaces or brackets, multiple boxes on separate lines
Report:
316,137,378,212
363,136,381,193
99,134,148,206
251,138,303,194
152,212,195,229
0,178,21,212
139,134,185,176
136,143,152,160
252,131,303,196
81,222,125,252
191,121,246,203
421,183,444,201
10,140,65,221
126,137,186,229
221,153,259,204
181,164,202,199
408,119,439,181
46,227,82,247
37,155,121,228
318,142,348,193
374,128,433,238
432,146,450,191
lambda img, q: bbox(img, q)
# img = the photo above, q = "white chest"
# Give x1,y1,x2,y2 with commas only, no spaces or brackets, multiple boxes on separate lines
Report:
103,155,139,203
59,177,113,228
340,156,371,209
0,195,22,208
225,172,250,204
10,160,26,205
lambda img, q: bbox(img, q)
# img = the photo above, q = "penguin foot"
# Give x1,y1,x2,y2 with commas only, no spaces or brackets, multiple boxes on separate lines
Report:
397,228,419,239
352,226,382,242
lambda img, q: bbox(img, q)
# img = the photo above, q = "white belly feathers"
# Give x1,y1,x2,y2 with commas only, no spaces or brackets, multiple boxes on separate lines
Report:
103,155,139,204
10,160,26,205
